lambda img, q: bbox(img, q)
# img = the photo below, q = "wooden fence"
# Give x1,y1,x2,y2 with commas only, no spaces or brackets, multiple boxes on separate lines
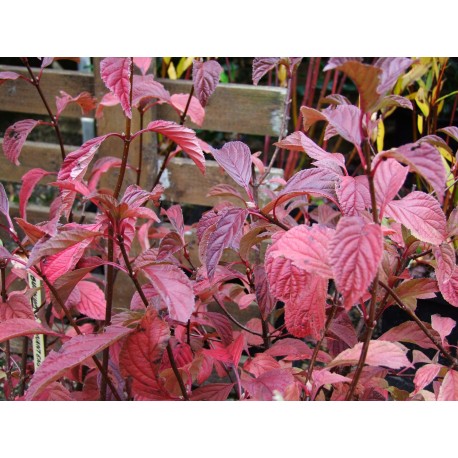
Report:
0,58,285,311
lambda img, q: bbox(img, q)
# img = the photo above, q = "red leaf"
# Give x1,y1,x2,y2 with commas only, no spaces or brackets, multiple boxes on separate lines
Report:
74,281,106,320
100,57,132,119
169,93,205,127
142,264,195,323
254,265,276,320
374,158,409,218
266,224,334,278
95,92,121,118
0,291,34,320
378,320,440,350
133,57,152,76
265,337,331,363
388,278,439,310
157,232,184,261
88,156,122,191
140,120,205,174
328,341,412,370
19,168,55,220
431,314,456,345
376,142,447,204
0,71,21,84
55,90,96,118
0,318,61,343
329,216,383,308
192,59,223,107
33,382,74,401
437,369,458,401
285,273,328,339
244,354,281,377
119,309,170,399
262,168,341,214
58,135,111,182
275,131,346,170
310,369,351,399
385,191,447,245
336,175,371,217
242,368,295,400
413,363,442,395
211,141,252,191
205,207,247,279
190,383,234,401
3,119,40,165
25,325,132,400
252,58,280,85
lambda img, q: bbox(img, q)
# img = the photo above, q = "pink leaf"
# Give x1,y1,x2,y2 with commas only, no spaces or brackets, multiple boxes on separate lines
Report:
0,292,34,320
336,175,371,216
74,281,106,320
265,337,331,363
0,71,21,84
142,264,195,323
376,142,447,204
437,266,458,307
252,57,280,85
133,57,152,75
211,141,252,191
100,57,132,119
55,90,96,118
140,120,204,174
40,57,53,68
374,158,409,218
378,320,440,350
374,57,412,95
310,369,351,399
437,369,458,401
323,104,363,147
0,183,13,229
328,341,412,370
157,232,184,261
25,325,132,400
205,207,247,279
262,168,341,214
190,383,234,401
27,227,101,267
323,59,382,113
192,59,223,107
433,243,456,284
119,309,170,399
161,205,185,240
169,93,205,127
207,184,246,203
385,191,446,245
95,92,121,118
132,74,171,108
254,265,276,320
275,131,346,170
88,156,122,191
0,318,61,344
413,363,442,395
58,135,111,182
431,314,456,345
3,119,40,165
438,126,458,143
19,168,55,220
266,224,334,278
329,216,383,308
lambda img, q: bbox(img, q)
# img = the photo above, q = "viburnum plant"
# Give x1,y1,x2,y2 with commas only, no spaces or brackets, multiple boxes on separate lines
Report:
0,57,457,401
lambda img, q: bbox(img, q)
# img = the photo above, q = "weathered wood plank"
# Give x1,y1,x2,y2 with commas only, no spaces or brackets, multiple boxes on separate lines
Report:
157,79,286,136
0,64,286,136
0,65,94,118
0,139,282,208
0,139,77,183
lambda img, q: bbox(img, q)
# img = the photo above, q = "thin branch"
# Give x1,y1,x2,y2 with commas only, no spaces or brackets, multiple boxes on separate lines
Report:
166,343,189,400
378,280,458,368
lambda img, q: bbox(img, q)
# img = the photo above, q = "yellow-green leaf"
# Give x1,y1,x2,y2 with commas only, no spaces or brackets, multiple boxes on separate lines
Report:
415,87,430,117
176,57,194,78
417,115,423,135
376,118,385,152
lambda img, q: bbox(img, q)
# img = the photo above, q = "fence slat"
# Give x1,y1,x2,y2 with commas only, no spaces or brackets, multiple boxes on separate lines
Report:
0,65,94,118
0,64,286,136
